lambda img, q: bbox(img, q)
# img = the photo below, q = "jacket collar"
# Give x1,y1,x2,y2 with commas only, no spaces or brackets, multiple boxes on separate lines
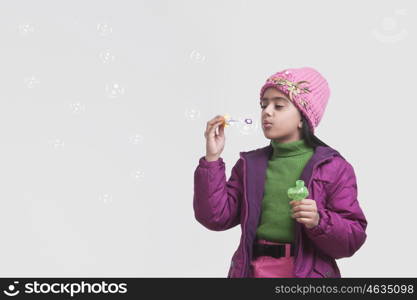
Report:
240,144,344,186
241,143,343,165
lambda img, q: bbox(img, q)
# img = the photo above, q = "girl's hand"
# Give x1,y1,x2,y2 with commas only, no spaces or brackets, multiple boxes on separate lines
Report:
289,199,320,229
204,115,226,162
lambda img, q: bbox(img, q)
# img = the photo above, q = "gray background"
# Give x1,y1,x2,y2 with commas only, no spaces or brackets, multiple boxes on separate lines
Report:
0,0,415,277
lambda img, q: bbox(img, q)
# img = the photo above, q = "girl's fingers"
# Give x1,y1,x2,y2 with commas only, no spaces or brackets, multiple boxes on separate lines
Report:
215,120,225,136
299,199,316,205
291,204,315,213
205,115,226,139
294,217,311,224
218,122,225,137
207,120,224,137
206,116,224,131
292,211,315,219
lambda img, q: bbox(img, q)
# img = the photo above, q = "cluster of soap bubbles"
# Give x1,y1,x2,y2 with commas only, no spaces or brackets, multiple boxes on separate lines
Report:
97,23,129,196
19,21,147,206
96,23,126,99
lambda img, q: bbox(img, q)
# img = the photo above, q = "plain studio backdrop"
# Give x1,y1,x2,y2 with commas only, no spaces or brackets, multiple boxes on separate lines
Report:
0,0,415,277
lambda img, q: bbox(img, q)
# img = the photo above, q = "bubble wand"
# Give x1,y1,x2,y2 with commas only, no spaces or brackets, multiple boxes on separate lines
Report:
222,114,253,128
287,180,309,201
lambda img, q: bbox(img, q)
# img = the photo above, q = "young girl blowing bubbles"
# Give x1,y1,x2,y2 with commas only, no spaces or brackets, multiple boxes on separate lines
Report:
193,67,368,278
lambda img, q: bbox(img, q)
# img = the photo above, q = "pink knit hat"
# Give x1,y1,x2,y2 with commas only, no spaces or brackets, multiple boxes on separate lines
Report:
259,66,330,133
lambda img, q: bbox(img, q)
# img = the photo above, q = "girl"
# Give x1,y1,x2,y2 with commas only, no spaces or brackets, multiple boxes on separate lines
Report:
193,67,367,278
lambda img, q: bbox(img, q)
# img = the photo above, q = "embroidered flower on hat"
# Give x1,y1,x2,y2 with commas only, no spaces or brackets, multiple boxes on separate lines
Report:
265,76,311,108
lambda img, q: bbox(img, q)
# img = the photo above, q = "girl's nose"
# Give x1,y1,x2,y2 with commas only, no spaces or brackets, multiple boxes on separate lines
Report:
264,105,274,115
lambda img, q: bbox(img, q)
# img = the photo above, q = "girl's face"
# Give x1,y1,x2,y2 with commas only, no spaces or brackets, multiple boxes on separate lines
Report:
260,87,303,143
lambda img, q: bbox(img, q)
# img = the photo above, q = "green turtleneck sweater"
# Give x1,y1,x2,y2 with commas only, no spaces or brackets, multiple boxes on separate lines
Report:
255,138,314,243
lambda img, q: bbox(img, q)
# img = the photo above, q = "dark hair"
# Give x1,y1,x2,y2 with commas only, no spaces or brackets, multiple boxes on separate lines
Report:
301,115,330,148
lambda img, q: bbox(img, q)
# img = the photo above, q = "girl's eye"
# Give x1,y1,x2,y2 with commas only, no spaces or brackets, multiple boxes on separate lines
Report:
259,104,284,109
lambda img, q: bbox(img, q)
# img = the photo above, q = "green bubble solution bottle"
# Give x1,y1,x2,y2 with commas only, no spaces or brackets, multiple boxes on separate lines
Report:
287,180,309,201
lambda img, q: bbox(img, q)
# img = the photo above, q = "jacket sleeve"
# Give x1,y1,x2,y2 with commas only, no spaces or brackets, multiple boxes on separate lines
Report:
193,156,243,231
304,157,368,259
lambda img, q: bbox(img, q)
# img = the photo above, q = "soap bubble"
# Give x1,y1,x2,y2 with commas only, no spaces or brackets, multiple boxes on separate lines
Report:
130,169,145,182
70,102,86,114
184,108,201,121
49,138,65,149
97,23,113,36
99,193,113,203
371,11,408,43
99,49,115,64
18,24,35,35
24,76,40,88
129,133,144,145
238,119,259,136
189,50,207,63
105,83,125,98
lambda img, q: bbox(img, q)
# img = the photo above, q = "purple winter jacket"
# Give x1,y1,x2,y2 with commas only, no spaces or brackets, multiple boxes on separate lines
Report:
193,144,367,278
